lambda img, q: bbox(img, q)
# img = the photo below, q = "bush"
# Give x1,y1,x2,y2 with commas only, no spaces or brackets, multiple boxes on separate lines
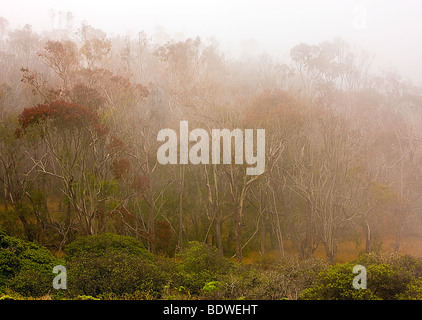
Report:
175,241,232,294
204,258,327,300
397,278,422,300
64,233,153,259
8,269,52,297
202,281,220,294
64,233,165,298
366,263,412,299
177,241,231,275
0,231,58,297
300,262,379,300
355,252,422,279
0,249,20,286
206,264,262,299
300,254,416,300
0,294,17,300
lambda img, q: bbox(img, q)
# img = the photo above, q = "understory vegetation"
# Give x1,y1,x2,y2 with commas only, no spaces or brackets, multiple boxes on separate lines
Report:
1,232,422,300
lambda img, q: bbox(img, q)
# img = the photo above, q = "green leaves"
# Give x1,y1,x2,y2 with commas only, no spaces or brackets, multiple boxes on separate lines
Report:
64,233,153,260
300,254,419,300
0,232,58,296
64,234,163,298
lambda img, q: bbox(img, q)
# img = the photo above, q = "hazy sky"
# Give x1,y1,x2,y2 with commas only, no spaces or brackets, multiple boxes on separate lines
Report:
1,0,422,82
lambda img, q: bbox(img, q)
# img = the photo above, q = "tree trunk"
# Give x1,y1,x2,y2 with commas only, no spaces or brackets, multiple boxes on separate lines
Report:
324,237,337,264
394,218,406,253
273,214,285,260
148,189,156,253
233,205,242,263
3,183,7,211
260,214,266,263
18,212,34,241
213,166,223,256
215,215,223,256
178,165,185,251
364,219,372,253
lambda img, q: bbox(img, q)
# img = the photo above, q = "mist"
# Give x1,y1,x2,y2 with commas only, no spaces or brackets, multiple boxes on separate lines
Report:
1,0,422,81
1,0,422,301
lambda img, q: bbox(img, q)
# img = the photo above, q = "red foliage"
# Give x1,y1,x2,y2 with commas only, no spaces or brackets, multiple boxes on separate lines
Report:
70,83,105,111
111,158,131,179
14,128,23,139
38,40,78,69
18,100,108,135
131,174,150,193
135,83,150,98
243,89,304,129
76,67,113,84
106,135,125,151
109,75,149,98
74,68,149,103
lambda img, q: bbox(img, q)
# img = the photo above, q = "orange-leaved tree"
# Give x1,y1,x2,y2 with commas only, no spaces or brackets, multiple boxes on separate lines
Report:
18,100,124,239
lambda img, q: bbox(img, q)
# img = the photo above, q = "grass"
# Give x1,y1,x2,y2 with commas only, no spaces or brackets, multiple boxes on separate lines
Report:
242,220,422,264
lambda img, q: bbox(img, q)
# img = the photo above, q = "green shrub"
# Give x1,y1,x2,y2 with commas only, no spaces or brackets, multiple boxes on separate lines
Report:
356,252,422,279
0,249,20,286
65,233,165,298
176,241,232,294
397,277,422,300
202,281,220,294
8,269,52,297
76,295,100,300
366,263,412,299
177,241,231,275
0,231,58,297
64,233,153,259
205,258,327,300
300,262,379,300
300,254,415,300
177,270,215,295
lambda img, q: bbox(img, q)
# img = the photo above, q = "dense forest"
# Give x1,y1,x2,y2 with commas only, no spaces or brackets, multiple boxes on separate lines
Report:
1,15,422,300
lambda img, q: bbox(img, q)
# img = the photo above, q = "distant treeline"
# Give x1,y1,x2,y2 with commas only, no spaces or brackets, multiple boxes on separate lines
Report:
0,20,422,263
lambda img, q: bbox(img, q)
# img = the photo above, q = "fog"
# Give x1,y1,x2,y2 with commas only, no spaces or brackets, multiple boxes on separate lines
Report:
2,0,422,299
1,0,422,82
